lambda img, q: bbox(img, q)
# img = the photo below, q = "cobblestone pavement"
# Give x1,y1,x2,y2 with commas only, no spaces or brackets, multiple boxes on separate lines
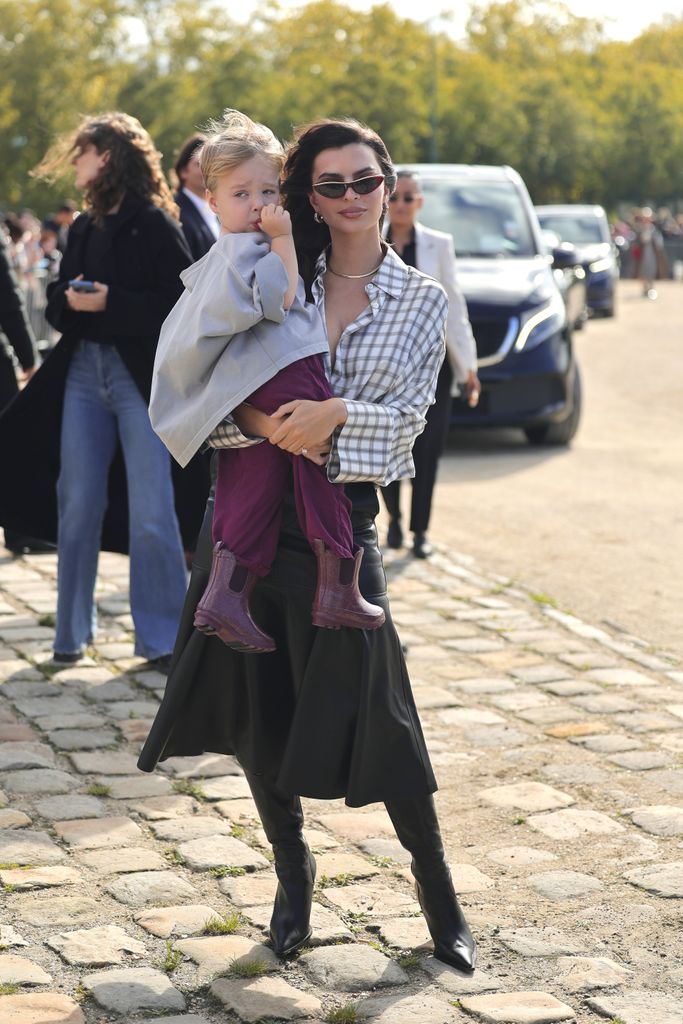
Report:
1,543,682,1024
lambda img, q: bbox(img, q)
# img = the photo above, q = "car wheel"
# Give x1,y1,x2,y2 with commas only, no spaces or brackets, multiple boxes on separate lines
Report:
524,367,582,447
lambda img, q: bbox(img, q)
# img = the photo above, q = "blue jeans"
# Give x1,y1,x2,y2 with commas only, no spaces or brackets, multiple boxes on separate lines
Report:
55,341,187,658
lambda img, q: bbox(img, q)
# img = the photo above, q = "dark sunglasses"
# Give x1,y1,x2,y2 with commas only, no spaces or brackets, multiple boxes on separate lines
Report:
312,174,385,199
389,194,417,203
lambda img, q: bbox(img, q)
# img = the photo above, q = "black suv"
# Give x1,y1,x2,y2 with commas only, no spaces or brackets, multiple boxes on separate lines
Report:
399,164,582,445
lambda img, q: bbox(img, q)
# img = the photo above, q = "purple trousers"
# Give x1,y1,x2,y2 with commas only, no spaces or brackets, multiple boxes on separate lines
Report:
213,355,354,577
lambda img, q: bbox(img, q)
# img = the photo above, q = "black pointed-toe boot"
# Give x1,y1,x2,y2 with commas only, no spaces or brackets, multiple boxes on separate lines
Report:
385,795,477,972
244,771,316,957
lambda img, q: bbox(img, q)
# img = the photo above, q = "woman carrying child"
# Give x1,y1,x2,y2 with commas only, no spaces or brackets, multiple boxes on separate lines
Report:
140,114,477,974
150,111,384,652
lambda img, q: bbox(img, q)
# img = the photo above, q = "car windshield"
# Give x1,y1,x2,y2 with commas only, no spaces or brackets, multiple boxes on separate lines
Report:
536,213,608,245
416,177,537,258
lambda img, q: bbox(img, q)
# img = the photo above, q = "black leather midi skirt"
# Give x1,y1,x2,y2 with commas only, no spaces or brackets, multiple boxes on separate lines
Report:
138,482,437,807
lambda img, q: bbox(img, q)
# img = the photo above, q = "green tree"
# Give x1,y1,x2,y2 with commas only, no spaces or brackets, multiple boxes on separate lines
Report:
0,0,127,210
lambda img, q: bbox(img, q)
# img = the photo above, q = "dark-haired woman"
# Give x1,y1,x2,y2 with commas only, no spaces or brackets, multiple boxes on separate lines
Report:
140,118,476,973
0,113,191,666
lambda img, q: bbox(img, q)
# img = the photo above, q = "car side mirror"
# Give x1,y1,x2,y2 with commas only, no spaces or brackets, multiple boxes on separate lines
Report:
552,242,581,270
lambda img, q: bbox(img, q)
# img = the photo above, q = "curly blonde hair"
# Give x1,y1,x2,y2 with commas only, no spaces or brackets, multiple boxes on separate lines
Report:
199,109,284,193
33,112,178,226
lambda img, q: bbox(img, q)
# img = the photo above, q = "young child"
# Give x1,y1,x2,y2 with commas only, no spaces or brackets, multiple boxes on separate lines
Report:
150,110,385,653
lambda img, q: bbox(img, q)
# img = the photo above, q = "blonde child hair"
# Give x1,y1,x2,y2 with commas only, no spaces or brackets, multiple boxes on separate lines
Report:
199,109,285,192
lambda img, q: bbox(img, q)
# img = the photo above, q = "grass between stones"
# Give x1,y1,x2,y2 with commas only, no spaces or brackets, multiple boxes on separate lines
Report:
0,983,19,995
319,873,354,887
73,982,93,1003
209,865,246,878
154,940,183,973
230,824,246,840
171,779,207,800
225,957,271,979
397,953,420,967
203,912,241,935
38,614,56,627
164,849,186,866
325,1004,359,1023
86,783,111,797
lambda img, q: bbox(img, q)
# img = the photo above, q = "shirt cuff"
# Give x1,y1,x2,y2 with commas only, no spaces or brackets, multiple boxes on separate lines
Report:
205,416,266,450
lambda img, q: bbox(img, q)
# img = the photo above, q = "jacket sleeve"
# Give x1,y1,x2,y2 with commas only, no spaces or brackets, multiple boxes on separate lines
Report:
439,236,477,382
0,237,37,370
183,242,289,339
101,214,191,336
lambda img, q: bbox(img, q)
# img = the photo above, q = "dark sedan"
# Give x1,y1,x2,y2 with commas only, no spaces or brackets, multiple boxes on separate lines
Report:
535,204,619,317
399,164,582,445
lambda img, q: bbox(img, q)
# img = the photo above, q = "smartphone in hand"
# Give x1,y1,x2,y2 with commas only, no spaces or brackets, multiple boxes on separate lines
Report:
68,279,98,293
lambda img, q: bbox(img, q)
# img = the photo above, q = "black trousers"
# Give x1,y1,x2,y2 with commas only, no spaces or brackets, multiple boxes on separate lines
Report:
382,361,453,535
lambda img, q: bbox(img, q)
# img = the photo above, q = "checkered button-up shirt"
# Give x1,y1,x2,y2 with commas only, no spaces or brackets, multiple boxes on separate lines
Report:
206,244,447,486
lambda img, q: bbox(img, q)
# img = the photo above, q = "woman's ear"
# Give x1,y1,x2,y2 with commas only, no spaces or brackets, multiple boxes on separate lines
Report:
207,191,219,214
308,192,320,217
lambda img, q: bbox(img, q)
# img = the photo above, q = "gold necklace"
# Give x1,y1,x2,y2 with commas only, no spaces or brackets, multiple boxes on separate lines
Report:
326,258,384,279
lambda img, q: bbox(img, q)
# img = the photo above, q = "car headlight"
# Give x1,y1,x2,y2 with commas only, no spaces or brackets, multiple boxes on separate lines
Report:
589,257,613,274
514,290,565,353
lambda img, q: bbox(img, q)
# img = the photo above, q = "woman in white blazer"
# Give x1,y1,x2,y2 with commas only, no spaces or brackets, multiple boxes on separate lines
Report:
382,170,480,557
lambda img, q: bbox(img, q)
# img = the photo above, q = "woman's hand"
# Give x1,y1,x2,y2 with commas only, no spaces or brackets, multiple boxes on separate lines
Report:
65,279,108,312
465,370,481,408
269,398,347,454
303,444,331,467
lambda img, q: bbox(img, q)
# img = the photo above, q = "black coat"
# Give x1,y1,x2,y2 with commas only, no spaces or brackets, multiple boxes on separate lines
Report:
0,194,210,552
175,190,217,263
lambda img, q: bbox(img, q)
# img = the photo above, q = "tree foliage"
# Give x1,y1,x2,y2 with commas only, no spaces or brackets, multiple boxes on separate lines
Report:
3,0,683,214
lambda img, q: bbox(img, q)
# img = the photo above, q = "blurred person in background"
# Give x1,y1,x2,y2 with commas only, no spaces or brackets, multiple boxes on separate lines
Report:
3,213,30,279
172,133,219,261
39,220,62,275
0,229,37,415
54,200,78,252
0,111,192,669
0,229,51,554
381,170,480,558
632,206,668,299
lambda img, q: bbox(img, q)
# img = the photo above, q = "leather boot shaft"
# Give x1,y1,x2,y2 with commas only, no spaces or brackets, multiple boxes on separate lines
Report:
244,771,315,958
385,795,477,972
194,543,275,653
311,539,386,630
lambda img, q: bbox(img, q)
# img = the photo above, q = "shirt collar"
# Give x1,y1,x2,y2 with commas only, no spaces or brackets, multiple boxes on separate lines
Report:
313,243,408,301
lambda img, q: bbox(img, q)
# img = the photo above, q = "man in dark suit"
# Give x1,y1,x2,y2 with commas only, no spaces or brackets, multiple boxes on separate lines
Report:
173,134,219,261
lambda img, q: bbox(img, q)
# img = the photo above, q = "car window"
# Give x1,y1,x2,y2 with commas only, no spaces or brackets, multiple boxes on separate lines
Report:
417,178,537,258
536,214,608,245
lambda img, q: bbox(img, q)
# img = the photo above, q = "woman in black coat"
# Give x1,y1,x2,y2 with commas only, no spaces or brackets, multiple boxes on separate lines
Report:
8,112,191,666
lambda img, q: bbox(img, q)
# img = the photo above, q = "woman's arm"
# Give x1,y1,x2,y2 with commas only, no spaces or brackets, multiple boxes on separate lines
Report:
207,403,331,466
